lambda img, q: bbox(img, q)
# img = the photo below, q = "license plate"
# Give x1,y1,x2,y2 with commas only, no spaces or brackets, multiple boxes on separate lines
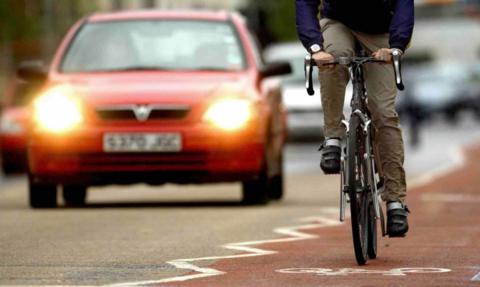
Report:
103,133,182,153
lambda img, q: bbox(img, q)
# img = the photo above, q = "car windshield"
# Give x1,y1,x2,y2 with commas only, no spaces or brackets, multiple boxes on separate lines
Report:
60,20,246,73
266,48,319,86
284,59,307,85
279,56,320,86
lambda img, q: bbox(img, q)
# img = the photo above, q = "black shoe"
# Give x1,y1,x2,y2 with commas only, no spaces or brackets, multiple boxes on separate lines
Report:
387,201,410,237
319,138,341,174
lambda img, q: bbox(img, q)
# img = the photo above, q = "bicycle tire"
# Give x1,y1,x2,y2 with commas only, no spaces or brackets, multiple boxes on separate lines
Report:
347,114,369,265
365,125,378,259
367,200,377,259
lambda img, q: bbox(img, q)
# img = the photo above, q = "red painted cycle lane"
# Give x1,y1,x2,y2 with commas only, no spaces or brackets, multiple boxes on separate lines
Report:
166,145,480,287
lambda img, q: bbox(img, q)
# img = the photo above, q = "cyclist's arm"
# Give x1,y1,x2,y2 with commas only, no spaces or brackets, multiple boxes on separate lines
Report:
389,0,414,52
295,0,323,51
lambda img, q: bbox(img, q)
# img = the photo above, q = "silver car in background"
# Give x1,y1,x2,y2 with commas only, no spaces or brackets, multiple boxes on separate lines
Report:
264,42,352,141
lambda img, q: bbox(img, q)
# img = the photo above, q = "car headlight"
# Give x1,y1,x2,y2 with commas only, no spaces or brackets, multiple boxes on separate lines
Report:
0,116,24,134
204,99,254,130
33,85,83,133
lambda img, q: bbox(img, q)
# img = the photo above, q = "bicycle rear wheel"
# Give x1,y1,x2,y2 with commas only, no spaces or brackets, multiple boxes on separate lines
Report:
347,114,369,265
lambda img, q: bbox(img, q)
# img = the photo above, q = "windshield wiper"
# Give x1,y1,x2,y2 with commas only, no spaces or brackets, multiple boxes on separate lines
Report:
86,66,233,73
93,66,175,72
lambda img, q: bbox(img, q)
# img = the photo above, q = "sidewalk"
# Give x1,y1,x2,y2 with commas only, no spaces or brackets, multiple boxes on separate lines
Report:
170,144,480,287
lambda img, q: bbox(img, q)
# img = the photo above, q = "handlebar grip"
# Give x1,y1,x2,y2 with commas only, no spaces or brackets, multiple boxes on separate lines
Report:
392,50,404,91
305,54,315,96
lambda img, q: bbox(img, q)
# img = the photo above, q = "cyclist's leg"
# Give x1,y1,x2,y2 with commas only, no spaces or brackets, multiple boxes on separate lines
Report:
352,31,407,204
353,31,409,236
319,18,355,139
318,19,355,173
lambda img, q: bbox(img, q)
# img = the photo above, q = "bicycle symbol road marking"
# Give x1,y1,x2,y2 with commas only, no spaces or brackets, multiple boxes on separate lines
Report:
276,267,451,277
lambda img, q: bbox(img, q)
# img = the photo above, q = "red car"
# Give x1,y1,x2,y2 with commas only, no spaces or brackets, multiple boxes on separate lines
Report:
21,10,291,208
0,78,34,175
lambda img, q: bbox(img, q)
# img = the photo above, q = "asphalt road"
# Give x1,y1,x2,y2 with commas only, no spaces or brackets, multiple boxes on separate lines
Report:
1,117,480,286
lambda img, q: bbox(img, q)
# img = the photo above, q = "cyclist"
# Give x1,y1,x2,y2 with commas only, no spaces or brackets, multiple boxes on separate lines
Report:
295,0,414,237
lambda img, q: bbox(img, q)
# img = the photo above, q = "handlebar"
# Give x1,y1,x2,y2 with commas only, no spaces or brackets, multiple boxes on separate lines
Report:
391,49,404,91
304,51,405,96
304,54,315,95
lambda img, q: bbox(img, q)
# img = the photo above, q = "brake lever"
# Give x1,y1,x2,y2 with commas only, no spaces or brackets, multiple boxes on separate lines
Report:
392,49,405,91
304,54,315,96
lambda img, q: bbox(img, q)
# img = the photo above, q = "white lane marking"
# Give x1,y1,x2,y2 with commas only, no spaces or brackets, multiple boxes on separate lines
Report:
409,147,465,189
108,208,342,286
472,272,480,281
276,267,451,277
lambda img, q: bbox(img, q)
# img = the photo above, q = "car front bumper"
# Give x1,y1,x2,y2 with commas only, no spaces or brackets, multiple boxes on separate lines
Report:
28,124,266,186
0,134,28,171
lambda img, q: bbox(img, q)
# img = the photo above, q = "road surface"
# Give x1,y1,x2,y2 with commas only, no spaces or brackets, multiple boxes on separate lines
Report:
1,118,480,286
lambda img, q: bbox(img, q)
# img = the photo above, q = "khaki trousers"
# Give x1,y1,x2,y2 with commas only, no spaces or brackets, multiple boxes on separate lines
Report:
319,18,407,202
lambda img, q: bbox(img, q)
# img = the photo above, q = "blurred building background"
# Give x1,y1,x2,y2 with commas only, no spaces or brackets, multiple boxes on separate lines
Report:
1,0,480,118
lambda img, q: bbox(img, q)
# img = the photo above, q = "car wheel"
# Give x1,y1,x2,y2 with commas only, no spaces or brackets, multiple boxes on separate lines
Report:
445,109,459,125
29,176,57,208
268,155,284,200
1,155,25,175
2,161,17,175
474,106,480,121
242,167,269,206
63,185,87,207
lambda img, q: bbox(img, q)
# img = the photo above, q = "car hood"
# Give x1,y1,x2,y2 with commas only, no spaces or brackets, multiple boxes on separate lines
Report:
283,85,322,111
282,83,353,112
49,72,252,106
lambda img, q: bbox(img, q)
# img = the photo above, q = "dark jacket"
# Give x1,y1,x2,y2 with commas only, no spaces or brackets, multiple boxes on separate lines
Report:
295,0,414,52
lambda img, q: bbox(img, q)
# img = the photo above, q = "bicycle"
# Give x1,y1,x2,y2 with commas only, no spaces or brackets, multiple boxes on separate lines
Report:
304,48,404,265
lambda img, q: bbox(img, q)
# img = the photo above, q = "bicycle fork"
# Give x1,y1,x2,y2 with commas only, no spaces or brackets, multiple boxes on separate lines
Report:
355,110,387,236
338,113,384,234
339,120,349,222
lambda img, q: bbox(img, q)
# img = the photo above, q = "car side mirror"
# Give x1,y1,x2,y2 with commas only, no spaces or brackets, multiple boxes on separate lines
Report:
261,61,292,78
17,61,48,83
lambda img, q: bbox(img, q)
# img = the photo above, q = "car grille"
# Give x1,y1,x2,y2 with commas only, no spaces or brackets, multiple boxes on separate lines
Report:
96,105,190,121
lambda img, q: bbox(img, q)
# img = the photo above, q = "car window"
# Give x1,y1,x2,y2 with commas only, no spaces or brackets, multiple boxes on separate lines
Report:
60,20,246,73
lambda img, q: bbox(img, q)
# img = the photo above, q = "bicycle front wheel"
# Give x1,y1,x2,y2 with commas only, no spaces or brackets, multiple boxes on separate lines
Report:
347,114,369,265
367,200,377,259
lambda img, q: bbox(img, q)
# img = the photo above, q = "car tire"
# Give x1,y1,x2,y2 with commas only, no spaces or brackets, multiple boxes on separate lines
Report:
242,166,269,206
2,161,17,175
29,177,57,208
445,109,459,125
63,185,87,207
1,156,25,175
268,155,284,200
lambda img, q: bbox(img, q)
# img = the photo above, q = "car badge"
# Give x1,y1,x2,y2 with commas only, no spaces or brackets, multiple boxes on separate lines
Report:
133,105,153,122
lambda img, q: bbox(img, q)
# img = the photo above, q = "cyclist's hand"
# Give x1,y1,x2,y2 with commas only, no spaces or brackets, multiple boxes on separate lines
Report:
372,48,393,63
312,51,335,69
